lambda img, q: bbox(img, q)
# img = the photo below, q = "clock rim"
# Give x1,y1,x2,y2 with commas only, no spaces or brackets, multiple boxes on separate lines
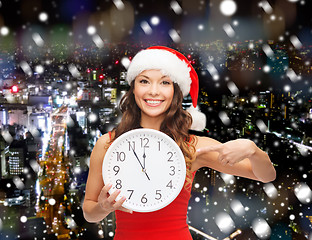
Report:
102,128,187,212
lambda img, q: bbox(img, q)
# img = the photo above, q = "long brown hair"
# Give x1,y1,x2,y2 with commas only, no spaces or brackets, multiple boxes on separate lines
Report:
111,81,196,187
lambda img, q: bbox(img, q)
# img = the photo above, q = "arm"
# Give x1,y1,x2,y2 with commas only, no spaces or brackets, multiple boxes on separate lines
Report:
82,133,131,223
193,137,276,183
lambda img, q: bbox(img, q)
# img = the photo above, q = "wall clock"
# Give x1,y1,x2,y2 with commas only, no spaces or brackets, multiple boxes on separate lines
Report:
102,128,186,212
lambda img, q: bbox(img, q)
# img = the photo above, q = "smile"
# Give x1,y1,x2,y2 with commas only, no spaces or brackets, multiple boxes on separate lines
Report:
145,99,163,106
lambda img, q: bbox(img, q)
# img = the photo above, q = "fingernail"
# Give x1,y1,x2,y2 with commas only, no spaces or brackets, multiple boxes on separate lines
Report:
130,210,133,214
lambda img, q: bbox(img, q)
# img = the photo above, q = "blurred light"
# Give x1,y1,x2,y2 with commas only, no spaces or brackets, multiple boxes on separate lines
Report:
88,113,97,122
207,63,219,80
169,29,181,43
0,26,9,36
20,216,27,223
263,183,278,198
113,0,125,10
290,35,302,49
49,198,56,205
121,57,130,69
284,85,291,92
198,24,204,31
227,82,239,95
141,21,152,35
170,1,183,14
259,1,273,14
263,65,271,73
20,61,32,76
223,23,235,38
220,0,237,16
294,183,312,204
66,83,72,90
93,34,105,48
219,112,231,126
35,65,44,74
87,25,97,35
68,64,81,78
13,176,24,189
215,212,235,233
150,16,160,26
262,44,274,57
38,12,48,22
252,218,271,239
11,85,19,93
32,33,44,47
256,119,268,133
231,199,245,216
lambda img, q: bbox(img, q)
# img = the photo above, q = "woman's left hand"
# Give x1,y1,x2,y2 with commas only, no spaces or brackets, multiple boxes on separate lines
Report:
196,139,257,166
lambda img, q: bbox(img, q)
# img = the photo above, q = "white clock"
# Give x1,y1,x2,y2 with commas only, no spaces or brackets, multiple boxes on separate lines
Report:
102,128,186,212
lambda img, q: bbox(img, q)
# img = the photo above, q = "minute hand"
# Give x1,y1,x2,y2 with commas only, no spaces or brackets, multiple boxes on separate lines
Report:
129,145,150,180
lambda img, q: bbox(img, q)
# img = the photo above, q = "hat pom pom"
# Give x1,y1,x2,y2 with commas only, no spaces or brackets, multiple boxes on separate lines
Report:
186,106,206,131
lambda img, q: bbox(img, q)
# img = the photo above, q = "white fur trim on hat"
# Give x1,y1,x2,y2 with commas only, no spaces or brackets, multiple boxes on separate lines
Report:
186,106,206,131
126,49,192,97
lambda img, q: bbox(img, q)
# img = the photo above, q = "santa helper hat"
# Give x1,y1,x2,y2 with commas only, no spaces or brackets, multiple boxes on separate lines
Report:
126,46,206,131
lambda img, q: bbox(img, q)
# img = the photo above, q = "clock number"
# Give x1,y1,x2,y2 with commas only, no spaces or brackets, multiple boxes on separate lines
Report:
167,152,173,162
115,179,122,189
113,166,120,175
140,138,149,148
127,190,134,199
166,180,173,189
169,166,175,176
128,141,135,151
141,194,148,204
116,152,126,162
157,141,161,151
155,190,162,200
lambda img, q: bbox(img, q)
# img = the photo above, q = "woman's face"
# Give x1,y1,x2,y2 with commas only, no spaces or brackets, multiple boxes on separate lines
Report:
133,69,174,120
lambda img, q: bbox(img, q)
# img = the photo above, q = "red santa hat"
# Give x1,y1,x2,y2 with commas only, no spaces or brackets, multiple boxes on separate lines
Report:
126,46,206,131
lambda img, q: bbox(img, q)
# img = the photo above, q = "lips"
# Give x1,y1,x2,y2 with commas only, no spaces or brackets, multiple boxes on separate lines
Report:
145,99,163,106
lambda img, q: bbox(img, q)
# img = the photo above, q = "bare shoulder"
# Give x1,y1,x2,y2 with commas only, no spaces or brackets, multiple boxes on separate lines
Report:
89,133,111,166
94,133,111,149
194,135,222,149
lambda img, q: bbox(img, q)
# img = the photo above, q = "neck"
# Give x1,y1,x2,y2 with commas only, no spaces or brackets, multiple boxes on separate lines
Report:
140,114,164,131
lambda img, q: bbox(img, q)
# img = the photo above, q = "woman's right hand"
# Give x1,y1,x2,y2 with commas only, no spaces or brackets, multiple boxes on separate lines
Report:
98,183,133,214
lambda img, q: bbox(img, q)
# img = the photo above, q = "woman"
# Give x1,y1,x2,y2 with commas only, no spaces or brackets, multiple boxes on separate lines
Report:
82,46,276,239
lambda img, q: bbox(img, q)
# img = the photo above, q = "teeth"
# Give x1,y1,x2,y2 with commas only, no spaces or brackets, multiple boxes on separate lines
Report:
146,100,161,104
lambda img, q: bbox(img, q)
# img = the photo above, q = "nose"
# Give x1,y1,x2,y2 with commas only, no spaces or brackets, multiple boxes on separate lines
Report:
148,83,160,96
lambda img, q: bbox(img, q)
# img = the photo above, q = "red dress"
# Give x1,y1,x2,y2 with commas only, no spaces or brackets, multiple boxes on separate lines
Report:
113,172,196,240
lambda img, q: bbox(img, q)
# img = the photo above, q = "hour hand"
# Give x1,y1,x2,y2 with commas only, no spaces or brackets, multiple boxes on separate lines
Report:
142,147,146,169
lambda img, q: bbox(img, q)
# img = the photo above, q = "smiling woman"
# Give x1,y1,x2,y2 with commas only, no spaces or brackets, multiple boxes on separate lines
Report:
83,46,276,240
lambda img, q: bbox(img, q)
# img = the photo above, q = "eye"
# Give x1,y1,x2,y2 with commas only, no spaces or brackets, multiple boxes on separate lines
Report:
139,79,149,84
161,80,172,85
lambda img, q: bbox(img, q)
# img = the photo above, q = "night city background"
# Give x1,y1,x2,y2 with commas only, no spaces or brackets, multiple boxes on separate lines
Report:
0,0,311,239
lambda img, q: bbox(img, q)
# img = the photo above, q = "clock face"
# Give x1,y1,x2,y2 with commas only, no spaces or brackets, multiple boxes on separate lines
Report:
102,128,186,212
